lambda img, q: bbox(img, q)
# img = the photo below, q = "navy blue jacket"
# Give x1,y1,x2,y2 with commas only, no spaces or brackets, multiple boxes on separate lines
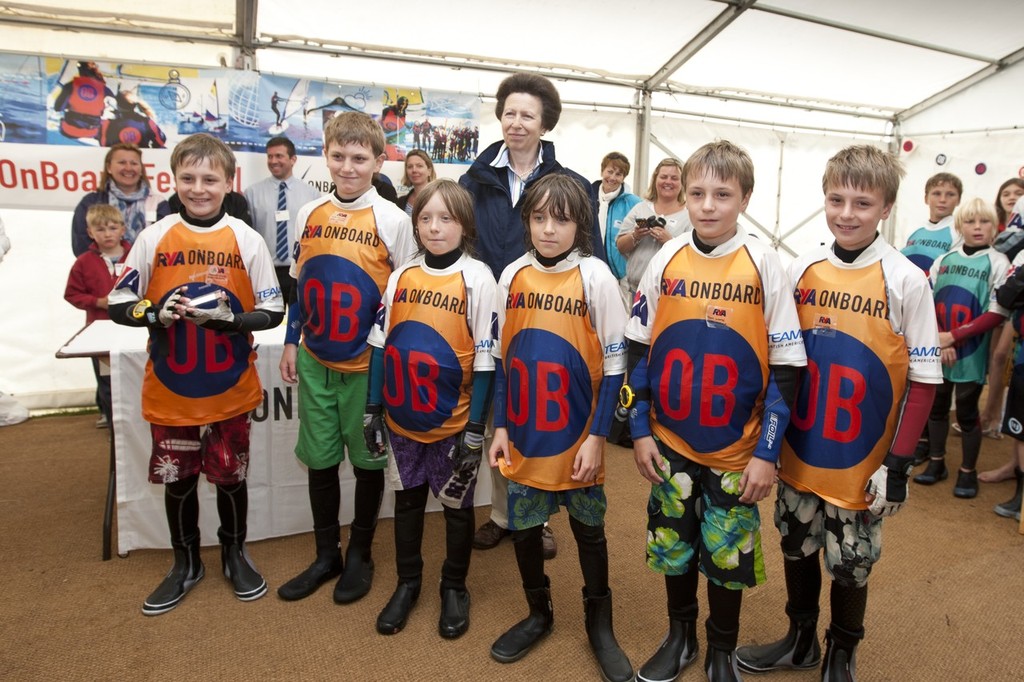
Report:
459,139,605,278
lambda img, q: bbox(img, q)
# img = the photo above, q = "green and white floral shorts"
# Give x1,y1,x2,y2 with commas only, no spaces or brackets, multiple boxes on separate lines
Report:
645,441,765,589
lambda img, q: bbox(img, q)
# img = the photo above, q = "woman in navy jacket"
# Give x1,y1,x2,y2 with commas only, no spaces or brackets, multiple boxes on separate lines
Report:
459,73,603,279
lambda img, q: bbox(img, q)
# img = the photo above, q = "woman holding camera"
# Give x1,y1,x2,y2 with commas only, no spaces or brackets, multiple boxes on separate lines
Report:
615,157,690,297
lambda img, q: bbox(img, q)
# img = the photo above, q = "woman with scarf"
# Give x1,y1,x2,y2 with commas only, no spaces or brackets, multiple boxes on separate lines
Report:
71,143,170,256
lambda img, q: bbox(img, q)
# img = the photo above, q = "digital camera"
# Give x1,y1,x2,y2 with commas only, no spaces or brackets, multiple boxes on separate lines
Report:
636,215,666,230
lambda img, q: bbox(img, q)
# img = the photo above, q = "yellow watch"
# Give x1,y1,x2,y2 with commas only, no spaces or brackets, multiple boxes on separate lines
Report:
131,299,153,320
619,384,636,410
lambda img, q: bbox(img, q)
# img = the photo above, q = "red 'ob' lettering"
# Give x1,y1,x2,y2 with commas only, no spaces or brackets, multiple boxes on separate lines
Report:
383,347,440,413
535,361,569,431
506,358,569,430
701,353,737,427
659,348,694,420
823,364,865,443
659,349,739,426
165,324,234,374
303,279,362,341
408,350,439,412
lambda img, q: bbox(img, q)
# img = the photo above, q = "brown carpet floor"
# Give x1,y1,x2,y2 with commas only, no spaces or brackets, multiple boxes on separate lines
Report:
1,413,1022,681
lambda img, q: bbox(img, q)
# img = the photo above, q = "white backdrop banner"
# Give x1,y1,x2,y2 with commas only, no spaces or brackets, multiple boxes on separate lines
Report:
111,337,489,553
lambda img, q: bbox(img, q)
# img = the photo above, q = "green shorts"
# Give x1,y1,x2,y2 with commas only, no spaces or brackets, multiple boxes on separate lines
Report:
295,345,385,471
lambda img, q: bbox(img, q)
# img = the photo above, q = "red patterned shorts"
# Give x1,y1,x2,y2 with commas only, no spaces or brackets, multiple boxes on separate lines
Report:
148,413,251,485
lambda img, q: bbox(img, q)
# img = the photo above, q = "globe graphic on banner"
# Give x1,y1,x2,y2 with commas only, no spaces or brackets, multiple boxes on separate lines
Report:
228,70,261,128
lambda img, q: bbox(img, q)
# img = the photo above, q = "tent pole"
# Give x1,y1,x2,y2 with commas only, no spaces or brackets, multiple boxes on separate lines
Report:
635,89,652,191
885,122,903,246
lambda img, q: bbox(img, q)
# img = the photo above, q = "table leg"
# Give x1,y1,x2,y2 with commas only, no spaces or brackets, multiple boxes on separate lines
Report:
103,423,115,561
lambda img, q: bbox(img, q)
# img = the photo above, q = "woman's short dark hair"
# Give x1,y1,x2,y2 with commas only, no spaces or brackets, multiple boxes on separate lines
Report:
494,73,562,131
520,174,593,257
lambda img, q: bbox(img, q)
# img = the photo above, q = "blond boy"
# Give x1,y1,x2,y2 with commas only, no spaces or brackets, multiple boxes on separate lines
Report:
277,112,416,603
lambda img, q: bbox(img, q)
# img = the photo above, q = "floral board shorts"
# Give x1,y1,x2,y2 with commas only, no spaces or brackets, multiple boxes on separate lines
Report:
775,480,882,588
506,479,607,530
645,441,765,589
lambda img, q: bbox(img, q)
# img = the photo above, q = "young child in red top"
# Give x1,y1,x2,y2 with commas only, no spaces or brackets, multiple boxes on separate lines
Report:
64,203,131,425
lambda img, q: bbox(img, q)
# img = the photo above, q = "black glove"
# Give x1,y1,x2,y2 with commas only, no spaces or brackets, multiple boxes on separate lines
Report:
996,265,1024,310
363,404,388,458
453,421,485,475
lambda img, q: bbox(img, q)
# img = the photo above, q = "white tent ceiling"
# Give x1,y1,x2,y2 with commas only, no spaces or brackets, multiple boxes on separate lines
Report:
4,0,1024,139
3,0,1024,410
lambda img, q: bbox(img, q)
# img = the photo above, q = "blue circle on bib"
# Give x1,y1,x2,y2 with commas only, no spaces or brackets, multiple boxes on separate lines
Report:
505,328,593,458
649,319,762,453
152,283,250,398
786,329,893,469
383,320,461,433
299,254,380,363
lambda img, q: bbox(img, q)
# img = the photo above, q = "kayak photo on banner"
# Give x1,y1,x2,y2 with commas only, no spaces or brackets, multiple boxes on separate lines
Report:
45,58,179,148
0,50,481,161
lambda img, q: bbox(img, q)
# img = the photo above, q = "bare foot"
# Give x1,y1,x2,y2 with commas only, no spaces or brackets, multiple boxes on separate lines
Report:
978,460,1016,483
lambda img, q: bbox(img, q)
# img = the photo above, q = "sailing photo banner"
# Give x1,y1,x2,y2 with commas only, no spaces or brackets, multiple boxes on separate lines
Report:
0,53,481,209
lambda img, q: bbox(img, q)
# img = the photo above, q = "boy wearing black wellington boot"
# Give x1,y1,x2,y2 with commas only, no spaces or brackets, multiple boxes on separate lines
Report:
735,146,941,680
108,133,285,615
626,140,806,682
277,112,416,605
488,175,632,682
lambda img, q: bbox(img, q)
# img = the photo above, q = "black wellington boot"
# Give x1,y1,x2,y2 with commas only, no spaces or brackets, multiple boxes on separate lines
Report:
994,467,1024,520
584,588,634,682
704,619,741,682
334,522,376,603
142,537,203,616
376,578,422,635
953,424,982,499
221,541,268,601
216,481,267,602
490,577,554,663
821,623,863,682
277,525,342,601
142,476,204,616
376,486,427,634
736,606,820,673
438,504,474,639
335,466,384,604
637,605,698,682
912,457,947,485
915,418,948,484
438,584,470,639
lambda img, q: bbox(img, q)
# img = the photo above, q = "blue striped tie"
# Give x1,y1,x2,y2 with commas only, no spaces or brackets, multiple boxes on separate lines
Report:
276,181,289,263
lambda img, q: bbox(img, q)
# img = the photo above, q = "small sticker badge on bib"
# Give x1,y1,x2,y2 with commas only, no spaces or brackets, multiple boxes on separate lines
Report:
812,313,837,337
705,304,731,329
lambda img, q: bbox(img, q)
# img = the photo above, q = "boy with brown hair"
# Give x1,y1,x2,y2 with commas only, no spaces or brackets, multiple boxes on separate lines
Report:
901,171,963,276
277,111,416,604
625,140,806,682
736,145,941,681
108,132,285,615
